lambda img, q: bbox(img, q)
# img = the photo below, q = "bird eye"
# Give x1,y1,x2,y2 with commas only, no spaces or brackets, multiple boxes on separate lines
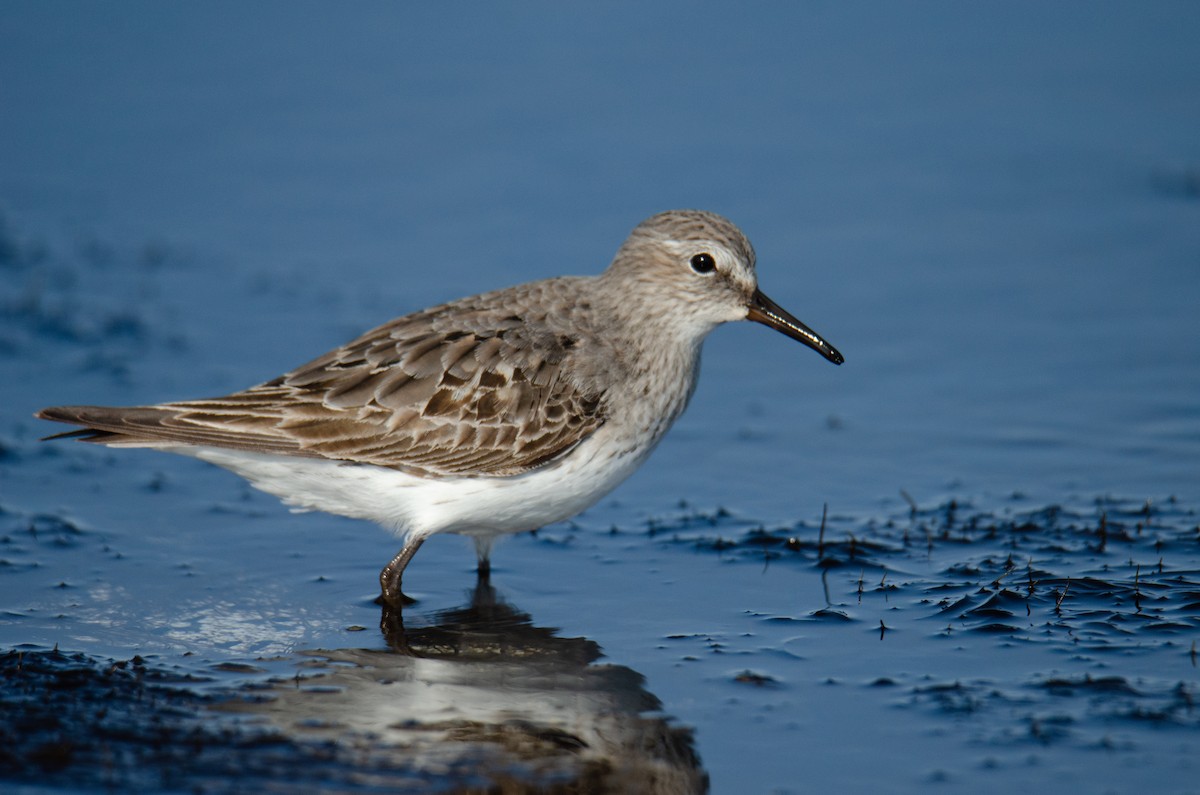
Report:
690,253,716,274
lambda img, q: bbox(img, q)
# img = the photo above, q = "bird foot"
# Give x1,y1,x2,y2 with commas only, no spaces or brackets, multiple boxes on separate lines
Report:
374,590,417,608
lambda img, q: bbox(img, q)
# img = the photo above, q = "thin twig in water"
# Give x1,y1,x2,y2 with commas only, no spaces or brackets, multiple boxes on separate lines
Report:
1055,577,1071,614
1133,563,1143,614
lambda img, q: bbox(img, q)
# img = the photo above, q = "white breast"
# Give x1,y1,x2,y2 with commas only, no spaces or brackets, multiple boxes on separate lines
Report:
186,425,653,542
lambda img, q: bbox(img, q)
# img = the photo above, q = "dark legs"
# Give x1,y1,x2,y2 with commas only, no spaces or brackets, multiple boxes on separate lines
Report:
378,533,499,608
378,534,426,607
473,536,493,582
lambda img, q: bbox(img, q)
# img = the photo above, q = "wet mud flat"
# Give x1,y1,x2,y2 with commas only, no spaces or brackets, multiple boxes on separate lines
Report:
2,496,1198,794
1,594,704,795
656,495,1200,789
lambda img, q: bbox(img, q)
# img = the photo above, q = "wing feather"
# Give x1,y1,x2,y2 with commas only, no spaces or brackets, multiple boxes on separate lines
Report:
38,284,609,478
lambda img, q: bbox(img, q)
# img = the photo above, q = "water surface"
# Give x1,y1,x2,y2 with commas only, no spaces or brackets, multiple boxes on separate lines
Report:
2,3,1198,792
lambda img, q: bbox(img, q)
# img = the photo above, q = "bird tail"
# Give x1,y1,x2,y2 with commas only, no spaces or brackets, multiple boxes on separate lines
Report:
35,405,175,446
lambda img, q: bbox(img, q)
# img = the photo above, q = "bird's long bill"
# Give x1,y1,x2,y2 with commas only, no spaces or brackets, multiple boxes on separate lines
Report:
746,289,844,365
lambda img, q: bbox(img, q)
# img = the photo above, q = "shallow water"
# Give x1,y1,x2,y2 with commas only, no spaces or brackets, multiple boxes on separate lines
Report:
2,3,1199,793
3,495,1199,792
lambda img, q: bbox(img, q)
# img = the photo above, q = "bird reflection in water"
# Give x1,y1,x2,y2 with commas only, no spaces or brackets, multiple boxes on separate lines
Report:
222,578,708,794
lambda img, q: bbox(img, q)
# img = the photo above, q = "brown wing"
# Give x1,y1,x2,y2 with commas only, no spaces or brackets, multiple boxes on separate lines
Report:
38,288,609,478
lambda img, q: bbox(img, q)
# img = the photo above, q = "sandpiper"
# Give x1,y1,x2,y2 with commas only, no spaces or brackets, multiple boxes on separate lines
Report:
37,210,843,606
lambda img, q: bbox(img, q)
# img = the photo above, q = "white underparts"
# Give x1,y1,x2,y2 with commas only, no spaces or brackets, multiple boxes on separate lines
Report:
181,429,651,543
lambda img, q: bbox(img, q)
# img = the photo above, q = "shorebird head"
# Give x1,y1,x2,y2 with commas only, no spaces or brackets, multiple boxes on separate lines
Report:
609,209,844,365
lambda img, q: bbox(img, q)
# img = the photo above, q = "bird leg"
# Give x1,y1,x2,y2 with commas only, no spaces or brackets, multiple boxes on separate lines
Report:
473,536,493,582
378,534,425,607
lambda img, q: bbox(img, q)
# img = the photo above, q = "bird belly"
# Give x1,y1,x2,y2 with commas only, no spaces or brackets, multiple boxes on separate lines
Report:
183,429,651,540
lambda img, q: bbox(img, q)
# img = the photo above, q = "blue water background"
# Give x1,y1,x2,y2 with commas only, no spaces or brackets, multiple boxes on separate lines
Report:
1,3,1198,793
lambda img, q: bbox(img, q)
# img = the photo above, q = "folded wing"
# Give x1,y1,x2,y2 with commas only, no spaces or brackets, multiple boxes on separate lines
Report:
38,303,607,478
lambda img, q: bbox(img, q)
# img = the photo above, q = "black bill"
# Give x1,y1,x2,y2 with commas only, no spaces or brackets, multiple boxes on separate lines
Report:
746,289,844,365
